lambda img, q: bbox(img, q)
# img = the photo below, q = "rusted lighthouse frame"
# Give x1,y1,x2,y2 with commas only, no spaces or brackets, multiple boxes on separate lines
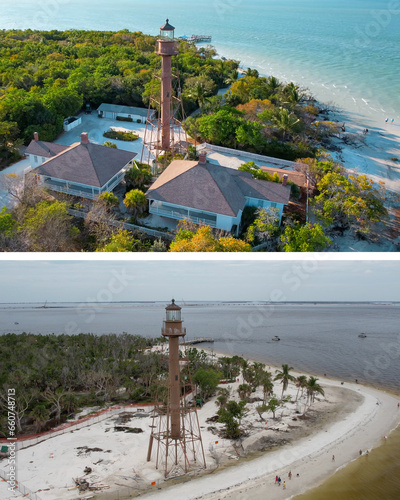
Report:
141,20,188,171
147,299,206,478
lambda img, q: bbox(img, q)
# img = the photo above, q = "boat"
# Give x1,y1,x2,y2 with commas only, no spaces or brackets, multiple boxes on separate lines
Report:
358,333,367,338
272,336,280,341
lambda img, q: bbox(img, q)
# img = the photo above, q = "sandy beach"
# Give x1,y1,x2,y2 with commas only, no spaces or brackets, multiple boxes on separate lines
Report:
1,350,399,500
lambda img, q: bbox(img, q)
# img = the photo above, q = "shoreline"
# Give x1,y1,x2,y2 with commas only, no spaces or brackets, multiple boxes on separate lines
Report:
0,349,399,499
141,348,400,500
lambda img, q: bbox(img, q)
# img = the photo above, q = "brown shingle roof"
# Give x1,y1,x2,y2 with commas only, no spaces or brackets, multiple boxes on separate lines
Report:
35,143,136,188
260,166,307,188
147,160,291,216
26,140,69,158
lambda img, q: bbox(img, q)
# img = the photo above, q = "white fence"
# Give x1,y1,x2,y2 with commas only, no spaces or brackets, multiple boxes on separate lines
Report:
0,468,42,500
11,406,134,452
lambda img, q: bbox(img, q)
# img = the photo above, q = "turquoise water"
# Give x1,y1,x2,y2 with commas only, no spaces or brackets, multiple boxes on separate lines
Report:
2,1,400,127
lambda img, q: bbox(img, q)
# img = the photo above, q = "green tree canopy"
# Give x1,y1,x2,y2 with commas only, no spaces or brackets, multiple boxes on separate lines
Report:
314,172,388,233
123,189,147,221
281,222,332,252
169,226,251,252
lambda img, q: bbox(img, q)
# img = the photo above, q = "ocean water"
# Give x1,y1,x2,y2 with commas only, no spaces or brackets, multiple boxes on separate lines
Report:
1,301,399,499
295,425,400,500
2,0,400,129
1,301,399,393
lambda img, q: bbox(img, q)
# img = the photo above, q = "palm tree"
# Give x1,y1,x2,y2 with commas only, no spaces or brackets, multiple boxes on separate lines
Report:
261,372,274,404
252,362,266,389
237,383,252,401
295,375,307,402
123,189,147,222
187,82,207,109
215,59,228,87
245,67,259,78
272,107,300,140
266,75,281,96
306,376,325,406
224,70,239,86
274,364,295,400
283,82,301,106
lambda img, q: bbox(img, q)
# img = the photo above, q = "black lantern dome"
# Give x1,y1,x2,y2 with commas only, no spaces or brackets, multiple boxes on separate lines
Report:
160,19,175,39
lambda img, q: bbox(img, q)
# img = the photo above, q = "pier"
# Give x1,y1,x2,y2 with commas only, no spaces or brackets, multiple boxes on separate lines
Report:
185,337,214,345
179,35,212,43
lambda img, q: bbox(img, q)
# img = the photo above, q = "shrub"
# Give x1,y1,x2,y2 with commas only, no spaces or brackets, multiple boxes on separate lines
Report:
116,116,133,122
103,130,138,141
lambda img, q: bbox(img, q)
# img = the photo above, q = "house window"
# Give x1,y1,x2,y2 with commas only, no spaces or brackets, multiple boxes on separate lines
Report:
270,202,277,208
34,155,38,162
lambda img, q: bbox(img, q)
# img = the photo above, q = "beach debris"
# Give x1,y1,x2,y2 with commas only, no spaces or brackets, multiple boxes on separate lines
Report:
206,415,219,423
133,412,150,418
76,446,103,456
74,477,89,492
114,426,143,433
114,412,134,425
84,466,92,474
73,477,110,493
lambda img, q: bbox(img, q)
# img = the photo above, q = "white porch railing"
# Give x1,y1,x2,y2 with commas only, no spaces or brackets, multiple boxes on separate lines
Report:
68,209,174,240
149,206,217,227
43,183,97,199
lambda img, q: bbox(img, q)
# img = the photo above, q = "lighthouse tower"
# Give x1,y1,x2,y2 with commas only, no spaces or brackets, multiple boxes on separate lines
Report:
147,300,206,478
141,20,188,170
156,20,178,152
163,298,185,438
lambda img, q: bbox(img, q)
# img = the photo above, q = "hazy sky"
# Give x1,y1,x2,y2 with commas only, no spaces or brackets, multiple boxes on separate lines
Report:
0,258,399,303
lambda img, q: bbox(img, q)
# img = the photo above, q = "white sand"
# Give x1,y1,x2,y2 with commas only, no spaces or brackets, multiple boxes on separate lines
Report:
1,355,399,500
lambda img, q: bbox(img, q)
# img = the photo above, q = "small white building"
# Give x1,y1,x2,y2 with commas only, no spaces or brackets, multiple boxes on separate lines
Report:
97,103,156,123
63,116,82,132
146,153,291,235
33,133,136,199
25,132,69,168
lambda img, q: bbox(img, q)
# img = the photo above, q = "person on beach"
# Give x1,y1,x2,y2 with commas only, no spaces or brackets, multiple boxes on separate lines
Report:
385,118,389,123
366,450,369,455
332,455,335,461
341,123,346,132
359,449,362,456
283,481,286,490
278,477,281,486
288,471,292,480
275,475,278,485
